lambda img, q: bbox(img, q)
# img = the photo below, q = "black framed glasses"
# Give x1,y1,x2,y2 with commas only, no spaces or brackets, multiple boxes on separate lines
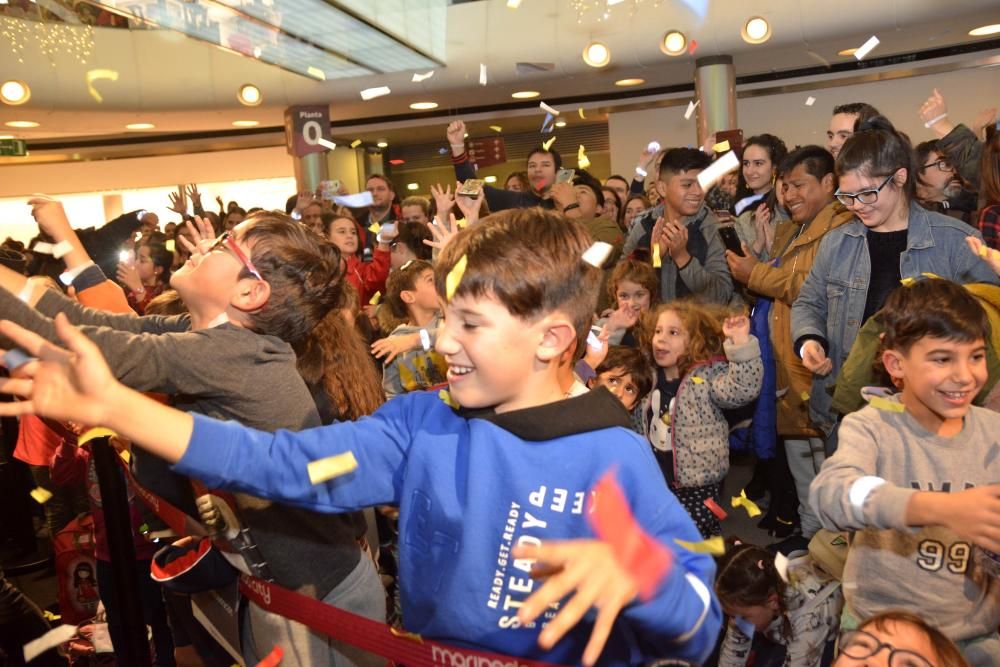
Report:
209,231,263,281
834,171,897,207
919,158,954,173
838,629,934,667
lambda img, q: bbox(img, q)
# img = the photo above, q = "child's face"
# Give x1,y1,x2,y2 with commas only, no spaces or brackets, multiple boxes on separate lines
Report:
591,367,640,410
436,292,552,413
651,309,689,373
615,279,651,315
136,245,157,283
833,620,939,667
885,335,986,434
722,599,778,632
171,222,255,311
328,218,359,255
409,269,439,312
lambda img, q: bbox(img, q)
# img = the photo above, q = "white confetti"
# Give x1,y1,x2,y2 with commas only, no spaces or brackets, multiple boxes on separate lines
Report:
582,241,613,267
697,150,740,190
411,70,435,83
23,624,76,662
854,35,880,61
317,138,336,150
684,99,699,120
539,101,560,116
360,86,391,101
479,63,488,86
805,96,816,106
774,552,790,583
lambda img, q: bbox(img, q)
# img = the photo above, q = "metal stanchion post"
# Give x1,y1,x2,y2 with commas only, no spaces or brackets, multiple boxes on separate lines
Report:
91,436,152,667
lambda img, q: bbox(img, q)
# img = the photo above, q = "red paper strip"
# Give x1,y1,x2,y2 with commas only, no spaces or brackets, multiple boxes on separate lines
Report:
587,470,673,600
704,497,728,520
255,645,283,667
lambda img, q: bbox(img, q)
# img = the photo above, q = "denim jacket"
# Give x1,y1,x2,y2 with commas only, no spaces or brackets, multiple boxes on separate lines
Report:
790,203,999,434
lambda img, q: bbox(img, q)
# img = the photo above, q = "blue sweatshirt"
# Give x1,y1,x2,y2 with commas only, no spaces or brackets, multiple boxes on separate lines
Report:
175,388,721,665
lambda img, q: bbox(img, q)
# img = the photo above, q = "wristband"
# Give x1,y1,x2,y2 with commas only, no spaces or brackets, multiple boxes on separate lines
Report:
562,203,580,213
923,113,948,129
419,328,431,351
635,166,648,178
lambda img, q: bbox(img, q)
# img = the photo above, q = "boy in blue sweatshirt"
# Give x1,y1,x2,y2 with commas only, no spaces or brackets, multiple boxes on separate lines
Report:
0,208,721,666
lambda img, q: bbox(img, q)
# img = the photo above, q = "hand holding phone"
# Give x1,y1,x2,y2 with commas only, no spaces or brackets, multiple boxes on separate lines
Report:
718,225,745,257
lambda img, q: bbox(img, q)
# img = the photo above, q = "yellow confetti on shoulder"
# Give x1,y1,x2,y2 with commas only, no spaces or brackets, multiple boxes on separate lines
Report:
691,376,704,385
30,487,53,504
869,395,905,413
921,272,941,280
369,291,381,306
731,489,762,517
307,451,358,485
900,277,915,287
368,222,381,235
675,535,725,555
439,389,460,409
652,244,662,268
445,254,468,301
79,427,117,445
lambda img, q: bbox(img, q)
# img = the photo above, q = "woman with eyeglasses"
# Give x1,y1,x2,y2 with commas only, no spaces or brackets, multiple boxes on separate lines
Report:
834,611,969,667
789,116,998,438
977,129,1000,250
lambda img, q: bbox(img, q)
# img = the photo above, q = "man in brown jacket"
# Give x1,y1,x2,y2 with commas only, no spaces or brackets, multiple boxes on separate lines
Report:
726,145,853,543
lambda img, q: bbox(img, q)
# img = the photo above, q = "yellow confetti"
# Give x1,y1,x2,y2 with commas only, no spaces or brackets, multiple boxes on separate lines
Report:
445,254,468,301
674,536,725,555
369,291,381,306
869,395,905,413
307,451,358,485
921,272,941,280
439,389,460,409
119,449,131,465
30,487,53,504
980,245,990,259
350,139,362,149
712,140,731,153
368,222,381,235
900,277,916,286
577,144,591,170
389,627,424,643
731,489,762,517
652,244,662,269
800,391,810,401
79,427,117,445
85,69,119,103
542,137,557,152
489,125,502,132
691,376,705,385
455,217,468,228
578,108,586,119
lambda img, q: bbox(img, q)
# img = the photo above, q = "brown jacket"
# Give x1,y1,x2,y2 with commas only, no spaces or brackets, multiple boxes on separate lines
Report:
747,200,853,436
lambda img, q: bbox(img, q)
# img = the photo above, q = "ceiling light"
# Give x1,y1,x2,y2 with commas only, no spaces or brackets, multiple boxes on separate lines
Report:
126,123,155,130
238,84,262,106
615,78,645,86
0,80,30,105
511,90,540,99
377,140,388,148
232,120,259,127
0,135,13,139
582,41,611,68
555,120,567,128
969,24,1000,36
506,0,521,7
741,17,771,44
484,176,497,183
837,47,858,56
409,101,438,110
407,183,419,190
5,120,38,128
660,31,687,56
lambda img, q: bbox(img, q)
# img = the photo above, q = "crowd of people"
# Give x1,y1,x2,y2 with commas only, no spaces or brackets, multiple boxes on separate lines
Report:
0,86,998,667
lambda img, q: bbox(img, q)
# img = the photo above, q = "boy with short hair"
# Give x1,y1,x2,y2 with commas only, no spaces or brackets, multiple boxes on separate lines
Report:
809,278,1000,667
381,259,447,399
0,208,721,666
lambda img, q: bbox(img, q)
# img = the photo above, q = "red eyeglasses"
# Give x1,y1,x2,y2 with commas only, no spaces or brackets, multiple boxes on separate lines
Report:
209,231,263,281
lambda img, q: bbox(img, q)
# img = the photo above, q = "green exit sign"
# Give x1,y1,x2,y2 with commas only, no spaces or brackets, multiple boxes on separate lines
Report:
0,139,27,157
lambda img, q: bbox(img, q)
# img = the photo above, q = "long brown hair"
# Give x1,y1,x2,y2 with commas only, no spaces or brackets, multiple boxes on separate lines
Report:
642,300,727,376
715,541,792,642
980,129,1000,207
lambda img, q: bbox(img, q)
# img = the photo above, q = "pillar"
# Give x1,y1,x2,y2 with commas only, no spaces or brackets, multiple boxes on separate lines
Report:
694,55,737,148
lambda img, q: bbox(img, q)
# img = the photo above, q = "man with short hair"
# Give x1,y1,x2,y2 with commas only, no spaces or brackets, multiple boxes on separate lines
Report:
604,175,630,205
622,148,733,304
914,140,977,225
400,196,430,226
826,102,881,158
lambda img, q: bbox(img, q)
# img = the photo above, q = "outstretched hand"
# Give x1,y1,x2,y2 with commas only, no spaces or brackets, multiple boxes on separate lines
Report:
425,213,461,252
966,236,1000,276
722,314,750,346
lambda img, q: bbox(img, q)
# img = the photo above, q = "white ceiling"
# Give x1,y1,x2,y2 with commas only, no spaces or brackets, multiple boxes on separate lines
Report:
0,0,997,141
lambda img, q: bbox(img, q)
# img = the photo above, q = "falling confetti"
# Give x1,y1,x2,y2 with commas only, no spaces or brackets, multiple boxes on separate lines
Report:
316,138,336,150
307,451,358,485
854,35,880,60
674,536,725,555
774,552,790,583
368,291,381,306
479,63,488,86
542,136,557,151
805,96,816,106
350,139,362,148
85,68,118,103
577,144,591,170
307,67,326,81
704,497,728,520
539,101,560,116
360,86,391,101
489,125,502,132
652,243,662,268
578,108,586,119
731,489,762,517
411,71,434,83
30,487,53,504
446,254,468,301
684,100,699,120
697,150,740,190
582,241,613,267
712,140,731,153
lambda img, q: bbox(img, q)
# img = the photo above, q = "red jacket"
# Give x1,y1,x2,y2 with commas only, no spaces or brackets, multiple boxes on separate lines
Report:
345,248,390,305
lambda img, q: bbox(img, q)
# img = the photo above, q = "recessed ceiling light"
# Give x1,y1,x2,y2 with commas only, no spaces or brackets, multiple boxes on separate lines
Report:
409,101,438,110
238,84,262,106
969,24,1000,36
126,122,155,130
377,140,388,148
407,183,419,190
582,41,611,68
5,120,38,128
660,30,687,56
232,120,259,127
511,90,540,99
0,80,30,105
741,16,771,44
555,120,567,127
838,47,858,56
615,78,645,86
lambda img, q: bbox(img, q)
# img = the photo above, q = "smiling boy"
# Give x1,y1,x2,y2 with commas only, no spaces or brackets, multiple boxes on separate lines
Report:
809,279,1000,666
0,208,720,666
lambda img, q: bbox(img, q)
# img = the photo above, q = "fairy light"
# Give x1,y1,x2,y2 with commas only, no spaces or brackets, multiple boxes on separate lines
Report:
567,0,663,22
0,19,95,65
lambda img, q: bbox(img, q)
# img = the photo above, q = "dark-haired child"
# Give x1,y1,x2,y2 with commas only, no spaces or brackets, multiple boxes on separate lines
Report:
0,208,722,667
810,278,1000,666
389,221,432,271
715,542,842,667
382,259,447,399
587,345,653,413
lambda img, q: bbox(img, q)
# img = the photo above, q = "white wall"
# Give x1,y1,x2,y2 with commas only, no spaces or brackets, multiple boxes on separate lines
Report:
608,66,1000,178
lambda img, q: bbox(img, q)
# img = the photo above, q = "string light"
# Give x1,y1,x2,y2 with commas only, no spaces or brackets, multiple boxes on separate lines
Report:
567,0,663,23
0,19,95,65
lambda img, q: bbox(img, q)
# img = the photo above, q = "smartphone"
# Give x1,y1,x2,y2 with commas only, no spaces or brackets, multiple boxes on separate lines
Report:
555,168,576,184
714,129,744,157
718,224,745,256
318,180,341,201
457,179,485,197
